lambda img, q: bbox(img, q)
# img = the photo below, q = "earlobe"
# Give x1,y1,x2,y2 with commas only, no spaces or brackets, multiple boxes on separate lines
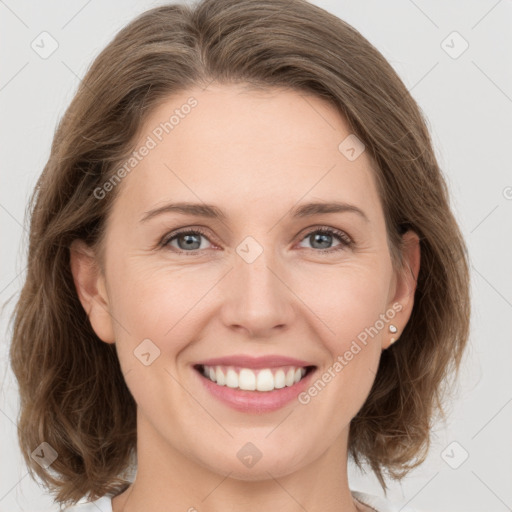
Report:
69,239,115,344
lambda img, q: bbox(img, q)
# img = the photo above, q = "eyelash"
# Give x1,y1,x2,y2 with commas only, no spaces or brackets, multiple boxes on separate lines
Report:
159,226,354,255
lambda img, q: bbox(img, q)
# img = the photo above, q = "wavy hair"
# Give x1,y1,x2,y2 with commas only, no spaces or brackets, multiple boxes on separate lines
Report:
8,0,470,506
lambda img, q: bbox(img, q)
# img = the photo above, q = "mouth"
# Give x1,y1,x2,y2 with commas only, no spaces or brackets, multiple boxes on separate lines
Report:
193,363,317,392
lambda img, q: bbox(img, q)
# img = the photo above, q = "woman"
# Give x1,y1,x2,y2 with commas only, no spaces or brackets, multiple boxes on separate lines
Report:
9,1,470,511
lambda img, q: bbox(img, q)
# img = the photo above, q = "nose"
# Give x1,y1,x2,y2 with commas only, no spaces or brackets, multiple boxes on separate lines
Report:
219,245,295,338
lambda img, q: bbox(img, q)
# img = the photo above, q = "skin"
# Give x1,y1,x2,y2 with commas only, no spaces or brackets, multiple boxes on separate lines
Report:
71,83,420,512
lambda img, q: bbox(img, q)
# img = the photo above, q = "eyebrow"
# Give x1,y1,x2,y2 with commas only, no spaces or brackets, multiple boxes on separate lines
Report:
140,200,369,223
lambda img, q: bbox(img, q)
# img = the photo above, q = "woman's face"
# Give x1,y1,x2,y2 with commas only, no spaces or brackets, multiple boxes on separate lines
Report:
72,83,419,481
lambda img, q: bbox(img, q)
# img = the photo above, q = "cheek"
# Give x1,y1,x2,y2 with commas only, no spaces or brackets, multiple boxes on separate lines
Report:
300,263,390,390
103,259,204,406
105,254,219,359
297,260,392,343
296,269,390,417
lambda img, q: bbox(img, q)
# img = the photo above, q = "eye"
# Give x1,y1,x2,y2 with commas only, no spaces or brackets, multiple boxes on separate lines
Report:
160,226,353,254
161,228,214,253
297,227,353,253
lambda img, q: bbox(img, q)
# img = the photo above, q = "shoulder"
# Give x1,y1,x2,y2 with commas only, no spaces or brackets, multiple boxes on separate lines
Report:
351,490,421,512
61,495,113,512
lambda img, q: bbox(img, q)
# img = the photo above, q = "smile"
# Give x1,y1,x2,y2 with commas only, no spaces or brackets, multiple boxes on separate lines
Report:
195,364,314,392
193,363,317,413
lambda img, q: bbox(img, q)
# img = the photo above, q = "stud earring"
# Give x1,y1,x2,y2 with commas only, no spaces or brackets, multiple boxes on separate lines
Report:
388,324,398,346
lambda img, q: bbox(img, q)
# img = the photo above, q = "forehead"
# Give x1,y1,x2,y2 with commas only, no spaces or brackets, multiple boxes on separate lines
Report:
110,83,383,226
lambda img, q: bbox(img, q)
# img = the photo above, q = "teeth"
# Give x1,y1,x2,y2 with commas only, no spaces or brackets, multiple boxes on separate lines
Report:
216,367,226,386
286,368,296,387
274,369,286,389
256,369,274,391
239,368,256,390
200,365,308,392
226,368,239,388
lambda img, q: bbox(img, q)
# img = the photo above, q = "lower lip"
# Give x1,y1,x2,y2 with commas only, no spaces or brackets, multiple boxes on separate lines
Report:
194,366,316,413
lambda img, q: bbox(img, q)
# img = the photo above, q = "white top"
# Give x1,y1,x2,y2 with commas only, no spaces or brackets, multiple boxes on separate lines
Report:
62,490,419,512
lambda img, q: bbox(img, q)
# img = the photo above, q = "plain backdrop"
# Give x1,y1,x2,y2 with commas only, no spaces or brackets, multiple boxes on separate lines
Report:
1,1,511,511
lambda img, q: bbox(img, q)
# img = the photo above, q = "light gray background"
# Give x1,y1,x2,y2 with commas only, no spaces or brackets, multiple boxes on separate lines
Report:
1,1,511,511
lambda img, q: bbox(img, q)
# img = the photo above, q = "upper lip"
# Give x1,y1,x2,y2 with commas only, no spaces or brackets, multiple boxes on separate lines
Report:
194,355,316,369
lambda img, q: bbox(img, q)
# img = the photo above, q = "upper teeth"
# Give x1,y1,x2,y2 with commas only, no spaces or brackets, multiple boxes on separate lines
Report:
201,365,307,392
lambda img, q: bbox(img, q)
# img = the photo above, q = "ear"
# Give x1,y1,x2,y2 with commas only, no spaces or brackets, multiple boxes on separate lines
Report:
383,230,421,350
69,239,115,344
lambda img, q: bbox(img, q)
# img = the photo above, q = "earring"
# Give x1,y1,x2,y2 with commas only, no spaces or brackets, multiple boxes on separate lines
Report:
389,324,398,345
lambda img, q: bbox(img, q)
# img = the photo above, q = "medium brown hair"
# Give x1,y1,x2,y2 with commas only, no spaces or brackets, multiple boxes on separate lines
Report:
9,0,470,506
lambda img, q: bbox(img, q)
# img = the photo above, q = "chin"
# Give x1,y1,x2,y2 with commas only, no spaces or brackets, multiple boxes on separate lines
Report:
194,447,309,481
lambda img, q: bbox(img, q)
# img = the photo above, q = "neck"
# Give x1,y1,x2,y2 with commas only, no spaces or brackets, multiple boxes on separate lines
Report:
112,411,361,512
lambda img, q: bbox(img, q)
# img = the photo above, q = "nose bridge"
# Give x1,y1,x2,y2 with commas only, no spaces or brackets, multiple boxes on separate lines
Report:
221,234,293,335
235,234,281,301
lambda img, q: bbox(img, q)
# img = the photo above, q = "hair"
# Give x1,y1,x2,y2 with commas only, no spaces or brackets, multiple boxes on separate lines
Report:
8,0,470,507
